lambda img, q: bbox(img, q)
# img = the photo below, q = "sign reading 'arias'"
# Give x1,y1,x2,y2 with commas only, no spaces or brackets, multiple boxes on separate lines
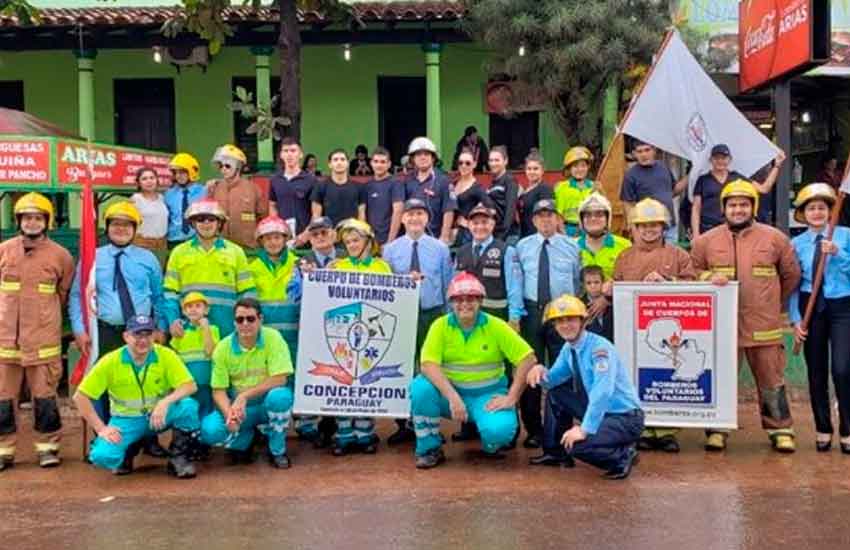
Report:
738,0,831,92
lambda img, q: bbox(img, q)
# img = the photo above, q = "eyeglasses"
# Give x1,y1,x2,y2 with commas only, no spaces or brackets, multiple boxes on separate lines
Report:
583,211,607,219
220,163,235,170
458,160,474,166
235,315,258,324
194,215,219,223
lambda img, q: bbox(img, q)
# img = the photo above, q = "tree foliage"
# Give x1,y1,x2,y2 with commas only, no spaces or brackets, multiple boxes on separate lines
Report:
462,0,670,148
0,0,39,24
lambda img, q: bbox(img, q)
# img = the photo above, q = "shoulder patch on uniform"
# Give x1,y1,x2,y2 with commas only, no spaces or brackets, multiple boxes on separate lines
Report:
594,360,609,373
487,248,501,259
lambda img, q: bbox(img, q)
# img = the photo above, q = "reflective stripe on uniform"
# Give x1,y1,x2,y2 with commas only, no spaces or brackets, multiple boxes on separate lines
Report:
110,392,169,415
0,281,21,292
753,329,783,342
0,347,21,359
752,266,778,277
482,298,508,309
37,283,56,294
712,267,736,277
442,362,503,374
178,351,209,363
34,442,60,452
37,346,61,359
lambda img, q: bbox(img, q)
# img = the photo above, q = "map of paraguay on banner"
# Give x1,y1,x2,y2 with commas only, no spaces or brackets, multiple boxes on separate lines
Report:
614,283,738,429
294,269,420,418
636,294,714,406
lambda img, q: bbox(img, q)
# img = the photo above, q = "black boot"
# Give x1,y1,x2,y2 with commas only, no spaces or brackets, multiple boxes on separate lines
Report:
167,430,197,479
387,419,416,445
114,441,142,476
142,435,170,458
451,421,480,442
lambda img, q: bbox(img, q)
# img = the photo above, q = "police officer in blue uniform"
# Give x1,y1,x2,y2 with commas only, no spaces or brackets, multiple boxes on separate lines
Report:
527,294,643,480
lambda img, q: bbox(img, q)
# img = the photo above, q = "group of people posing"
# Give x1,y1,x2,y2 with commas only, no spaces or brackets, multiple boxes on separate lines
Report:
0,134,847,483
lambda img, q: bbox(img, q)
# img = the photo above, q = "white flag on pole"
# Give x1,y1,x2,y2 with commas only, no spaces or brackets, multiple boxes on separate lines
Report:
621,31,779,195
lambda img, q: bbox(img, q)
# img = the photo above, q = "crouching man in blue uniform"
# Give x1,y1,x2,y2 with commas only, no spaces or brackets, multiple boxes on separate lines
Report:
73,314,200,478
527,294,643,480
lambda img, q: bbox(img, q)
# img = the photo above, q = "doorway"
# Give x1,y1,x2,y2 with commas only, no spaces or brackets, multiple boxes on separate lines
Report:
490,112,540,169
0,81,24,110
378,77,426,168
114,79,176,152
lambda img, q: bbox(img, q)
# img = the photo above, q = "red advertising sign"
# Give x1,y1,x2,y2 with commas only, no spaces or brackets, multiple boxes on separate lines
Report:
56,140,172,188
739,0,830,92
0,139,51,185
636,294,713,331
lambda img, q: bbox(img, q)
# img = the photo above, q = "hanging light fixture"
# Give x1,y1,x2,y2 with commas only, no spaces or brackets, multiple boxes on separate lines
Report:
518,44,526,57
343,43,352,62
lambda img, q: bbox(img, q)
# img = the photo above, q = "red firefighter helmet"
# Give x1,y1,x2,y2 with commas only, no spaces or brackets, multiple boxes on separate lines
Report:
447,272,486,300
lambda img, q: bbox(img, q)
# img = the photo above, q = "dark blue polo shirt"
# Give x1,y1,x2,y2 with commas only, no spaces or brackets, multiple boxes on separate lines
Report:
365,176,404,244
620,162,677,225
403,171,458,238
269,170,315,234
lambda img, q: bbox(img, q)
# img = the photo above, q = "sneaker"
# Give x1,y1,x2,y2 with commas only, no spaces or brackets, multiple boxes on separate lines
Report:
529,453,575,467
387,425,416,446
37,450,61,468
415,448,446,469
270,453,291,469
658,435,680,453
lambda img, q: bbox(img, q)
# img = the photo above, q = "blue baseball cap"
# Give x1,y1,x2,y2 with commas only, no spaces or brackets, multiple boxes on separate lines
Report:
126,315,156,334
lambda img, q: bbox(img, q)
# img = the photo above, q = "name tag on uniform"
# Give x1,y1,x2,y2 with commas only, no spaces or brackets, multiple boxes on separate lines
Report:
241,213,256,221
482,268,501,278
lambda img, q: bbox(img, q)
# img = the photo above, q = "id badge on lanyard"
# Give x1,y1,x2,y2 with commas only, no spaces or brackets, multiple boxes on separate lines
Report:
131,366,150,414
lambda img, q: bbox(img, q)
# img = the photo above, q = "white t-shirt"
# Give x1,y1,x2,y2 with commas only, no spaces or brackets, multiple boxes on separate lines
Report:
131,193,169,238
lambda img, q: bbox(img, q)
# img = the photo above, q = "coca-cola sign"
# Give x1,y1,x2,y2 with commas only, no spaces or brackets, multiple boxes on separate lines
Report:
739,0,830,92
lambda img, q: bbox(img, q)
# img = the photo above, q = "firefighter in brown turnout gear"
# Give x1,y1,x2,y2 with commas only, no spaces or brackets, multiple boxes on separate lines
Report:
0,193,75,470
690,180,801,453
612,198,696,453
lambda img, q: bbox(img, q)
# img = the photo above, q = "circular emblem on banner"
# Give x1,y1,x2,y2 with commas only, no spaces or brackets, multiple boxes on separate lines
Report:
487,248,501,259
686,113,709,153
347,321,370,352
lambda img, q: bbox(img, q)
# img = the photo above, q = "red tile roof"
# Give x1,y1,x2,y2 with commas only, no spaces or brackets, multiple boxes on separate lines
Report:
0,2,466,28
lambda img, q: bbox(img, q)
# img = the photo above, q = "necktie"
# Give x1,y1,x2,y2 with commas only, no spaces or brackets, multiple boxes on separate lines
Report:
538,238,551,306
410,241,421,273
319,254,330,268
570,347,589,416
181,187,190,234
812,234,827,313
113,250,136,324
474,243,483,261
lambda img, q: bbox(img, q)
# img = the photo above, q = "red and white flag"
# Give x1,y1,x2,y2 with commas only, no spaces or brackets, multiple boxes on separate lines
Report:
70,170,99,385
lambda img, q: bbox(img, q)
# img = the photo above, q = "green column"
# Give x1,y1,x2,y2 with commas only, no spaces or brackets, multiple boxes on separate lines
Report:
602,76,620,151
71,49,97,229
251,46,275,173
423,43,443,159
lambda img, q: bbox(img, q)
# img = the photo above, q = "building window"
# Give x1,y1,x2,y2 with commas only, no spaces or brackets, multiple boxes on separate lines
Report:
489,112,539,170
232,77,281,172
113,79,176,153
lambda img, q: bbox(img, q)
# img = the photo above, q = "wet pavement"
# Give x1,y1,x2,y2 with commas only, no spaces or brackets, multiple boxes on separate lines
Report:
2,401,849,550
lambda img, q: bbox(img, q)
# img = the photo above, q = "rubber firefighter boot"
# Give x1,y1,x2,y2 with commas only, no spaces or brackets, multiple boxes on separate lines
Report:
167,430,197,479
704,432,728,452
771,433,796,454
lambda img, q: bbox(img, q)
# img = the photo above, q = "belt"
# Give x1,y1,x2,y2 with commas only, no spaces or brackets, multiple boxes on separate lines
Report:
609,409,643,418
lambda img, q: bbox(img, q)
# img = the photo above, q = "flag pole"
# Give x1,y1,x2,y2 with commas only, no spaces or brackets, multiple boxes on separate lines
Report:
595,29,676,180
792,155,850,355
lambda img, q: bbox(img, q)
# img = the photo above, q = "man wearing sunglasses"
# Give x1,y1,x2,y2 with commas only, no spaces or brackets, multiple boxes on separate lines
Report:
207,144,268,250
200,298,295,469
163,199,256,339
73,314,201,478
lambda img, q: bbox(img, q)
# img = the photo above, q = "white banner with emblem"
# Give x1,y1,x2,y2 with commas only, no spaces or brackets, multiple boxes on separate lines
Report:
293,269,419,418
613,282,739,429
